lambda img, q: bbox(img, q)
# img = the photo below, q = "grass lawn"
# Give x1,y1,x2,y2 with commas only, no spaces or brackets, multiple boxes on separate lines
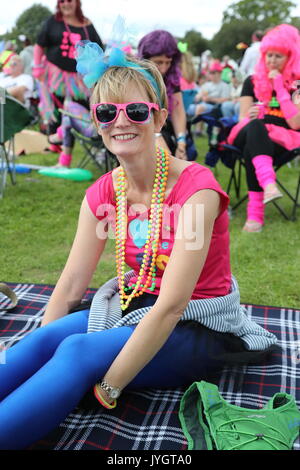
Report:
0,134,299,309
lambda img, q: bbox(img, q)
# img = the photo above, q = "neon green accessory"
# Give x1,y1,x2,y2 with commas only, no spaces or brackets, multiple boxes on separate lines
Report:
221,67,232,84
38,167,93,182
0,50,15,68
179,381,300,450
268,96,280,108
177,41,188,53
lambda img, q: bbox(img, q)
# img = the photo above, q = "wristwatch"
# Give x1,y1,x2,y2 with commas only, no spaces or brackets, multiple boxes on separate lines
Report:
99,380,121,400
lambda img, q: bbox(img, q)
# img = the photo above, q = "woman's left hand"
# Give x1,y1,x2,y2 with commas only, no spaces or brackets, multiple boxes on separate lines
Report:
248,104,260,120
175,143,187,160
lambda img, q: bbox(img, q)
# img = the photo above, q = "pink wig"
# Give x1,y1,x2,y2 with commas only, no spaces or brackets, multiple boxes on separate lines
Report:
253,24,300,103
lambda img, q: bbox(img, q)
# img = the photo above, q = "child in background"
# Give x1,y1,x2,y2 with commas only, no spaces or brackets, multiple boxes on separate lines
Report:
221,70,243,119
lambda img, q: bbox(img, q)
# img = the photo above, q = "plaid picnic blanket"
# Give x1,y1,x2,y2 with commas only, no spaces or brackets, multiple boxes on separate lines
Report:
0,282,299,451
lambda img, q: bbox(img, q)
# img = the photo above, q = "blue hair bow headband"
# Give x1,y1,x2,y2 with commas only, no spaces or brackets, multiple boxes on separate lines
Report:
75,41,162,106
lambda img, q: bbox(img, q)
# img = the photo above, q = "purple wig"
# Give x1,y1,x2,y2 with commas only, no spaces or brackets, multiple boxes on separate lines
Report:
137,30,181,112
253,24,300,103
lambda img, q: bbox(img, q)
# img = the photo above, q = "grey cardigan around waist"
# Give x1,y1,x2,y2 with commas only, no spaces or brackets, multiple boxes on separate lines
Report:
87,271,278,351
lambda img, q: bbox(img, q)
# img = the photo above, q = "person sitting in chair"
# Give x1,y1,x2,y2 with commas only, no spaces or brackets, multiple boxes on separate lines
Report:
220,70,243,119
227,24,300,233
0,55,34,108
48,99,98,167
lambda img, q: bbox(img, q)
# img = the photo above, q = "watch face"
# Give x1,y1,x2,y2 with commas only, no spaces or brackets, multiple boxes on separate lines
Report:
110,389,120,399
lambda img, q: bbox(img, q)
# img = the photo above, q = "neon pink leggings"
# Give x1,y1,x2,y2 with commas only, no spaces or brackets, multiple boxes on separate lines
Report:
58,152,72,166
247,191,264,224
252,155,276,189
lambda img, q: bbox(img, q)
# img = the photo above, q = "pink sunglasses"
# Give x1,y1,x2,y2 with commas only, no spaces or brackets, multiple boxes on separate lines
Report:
92,102,159,125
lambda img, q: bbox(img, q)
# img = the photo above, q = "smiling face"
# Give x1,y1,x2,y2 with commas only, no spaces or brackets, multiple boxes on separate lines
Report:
58,0,77,18
265,50,288,72
97,81,166,159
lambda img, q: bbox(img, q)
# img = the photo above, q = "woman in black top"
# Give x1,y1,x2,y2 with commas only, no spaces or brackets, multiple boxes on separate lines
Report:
227,24,300,232
33,0,104,137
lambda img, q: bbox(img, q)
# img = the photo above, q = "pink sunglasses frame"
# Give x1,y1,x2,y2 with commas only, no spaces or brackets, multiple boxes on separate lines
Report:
92,101,160,125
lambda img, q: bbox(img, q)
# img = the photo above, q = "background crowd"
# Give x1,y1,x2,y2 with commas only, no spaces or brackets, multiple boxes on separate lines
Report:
1,0,300,234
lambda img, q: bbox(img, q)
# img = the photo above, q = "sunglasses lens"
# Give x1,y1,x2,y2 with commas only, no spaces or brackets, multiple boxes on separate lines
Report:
126,103,150,122
95,103,153,124
96,104,117,123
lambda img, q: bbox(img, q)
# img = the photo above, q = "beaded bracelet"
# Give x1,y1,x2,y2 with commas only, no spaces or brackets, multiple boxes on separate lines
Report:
93,384,117,409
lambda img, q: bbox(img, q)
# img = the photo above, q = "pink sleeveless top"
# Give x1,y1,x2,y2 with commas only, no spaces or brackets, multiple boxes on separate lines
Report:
86,163,231,299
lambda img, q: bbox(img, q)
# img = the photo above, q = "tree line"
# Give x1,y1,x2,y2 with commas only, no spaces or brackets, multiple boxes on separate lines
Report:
1,0,300,61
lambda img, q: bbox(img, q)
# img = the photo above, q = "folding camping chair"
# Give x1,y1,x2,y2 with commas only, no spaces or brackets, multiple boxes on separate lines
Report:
215,115,300,221
220,142,300,220
71,129,118,173
0,88,33,198
192,111,300,221
181,88,198,114
191,109,237,171
58,108,118,173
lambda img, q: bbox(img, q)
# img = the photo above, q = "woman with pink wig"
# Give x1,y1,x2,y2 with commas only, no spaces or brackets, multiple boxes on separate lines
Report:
227,24,300,232
33,0,103,159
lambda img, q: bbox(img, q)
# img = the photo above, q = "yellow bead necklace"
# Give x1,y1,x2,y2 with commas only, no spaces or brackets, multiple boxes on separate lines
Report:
115,146,169,311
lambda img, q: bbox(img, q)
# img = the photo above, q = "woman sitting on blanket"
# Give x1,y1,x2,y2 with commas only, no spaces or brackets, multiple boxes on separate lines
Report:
0,42,278,450
227,24,300,233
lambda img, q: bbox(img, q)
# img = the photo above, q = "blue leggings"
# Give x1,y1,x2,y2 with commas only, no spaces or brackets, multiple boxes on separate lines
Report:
0,308,226,449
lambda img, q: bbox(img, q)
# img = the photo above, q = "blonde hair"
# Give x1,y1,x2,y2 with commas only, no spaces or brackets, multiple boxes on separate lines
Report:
180,52,197,84
90,56,168,111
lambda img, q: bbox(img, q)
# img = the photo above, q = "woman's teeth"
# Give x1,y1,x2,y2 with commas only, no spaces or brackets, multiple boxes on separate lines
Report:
114,134,136,141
